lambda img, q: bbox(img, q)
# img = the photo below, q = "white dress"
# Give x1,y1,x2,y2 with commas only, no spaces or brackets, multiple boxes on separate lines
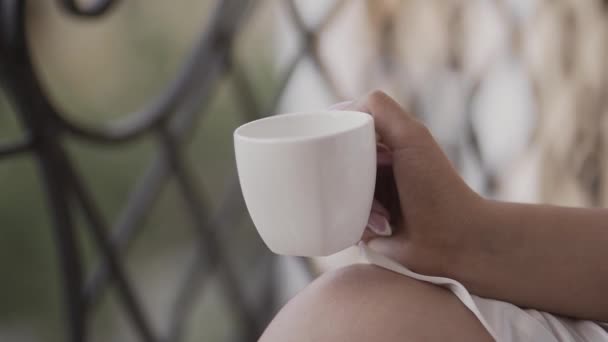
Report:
360,244,608,342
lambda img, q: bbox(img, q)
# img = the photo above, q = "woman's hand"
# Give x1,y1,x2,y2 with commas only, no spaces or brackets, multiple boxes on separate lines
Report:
332,90,608,321
332,90,483,277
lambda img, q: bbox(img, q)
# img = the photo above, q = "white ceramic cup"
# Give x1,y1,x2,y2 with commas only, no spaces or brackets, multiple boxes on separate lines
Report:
234,110,376,256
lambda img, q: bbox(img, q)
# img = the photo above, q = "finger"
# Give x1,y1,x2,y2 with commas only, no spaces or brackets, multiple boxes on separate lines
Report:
360,200,392,242
366,210,392,237
354,90,425,151
360,227,375,242
329,100,393,165
360,218,391,244
371,199,390,218
327,100,354,110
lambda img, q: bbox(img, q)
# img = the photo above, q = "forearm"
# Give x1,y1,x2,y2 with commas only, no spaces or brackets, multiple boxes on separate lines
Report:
454,199,608,321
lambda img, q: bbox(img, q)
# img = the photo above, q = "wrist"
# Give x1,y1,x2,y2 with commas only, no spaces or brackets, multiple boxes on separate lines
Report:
440,195,497,282
445,197,510,289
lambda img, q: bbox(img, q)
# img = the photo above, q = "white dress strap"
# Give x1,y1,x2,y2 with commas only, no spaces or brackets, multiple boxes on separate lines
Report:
359,242,499,341
359,243,608,342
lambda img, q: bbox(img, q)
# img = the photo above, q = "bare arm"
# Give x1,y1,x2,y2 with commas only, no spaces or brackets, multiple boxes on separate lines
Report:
454,201,608,321
343,90,608,322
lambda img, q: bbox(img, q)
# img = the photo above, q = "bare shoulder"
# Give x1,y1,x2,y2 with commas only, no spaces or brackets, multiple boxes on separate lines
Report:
259,264,492,342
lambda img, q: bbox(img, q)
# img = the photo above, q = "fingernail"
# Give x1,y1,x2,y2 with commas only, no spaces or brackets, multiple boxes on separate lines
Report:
366,212,392,236
371,200,390,218
377,142,390,152
328,100,354,110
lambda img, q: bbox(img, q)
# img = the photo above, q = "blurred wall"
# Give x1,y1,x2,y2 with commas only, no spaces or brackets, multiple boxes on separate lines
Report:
270,0,608,271
276,0,608,208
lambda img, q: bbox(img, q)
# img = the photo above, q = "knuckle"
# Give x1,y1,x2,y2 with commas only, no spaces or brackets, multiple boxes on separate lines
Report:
366,90,390,108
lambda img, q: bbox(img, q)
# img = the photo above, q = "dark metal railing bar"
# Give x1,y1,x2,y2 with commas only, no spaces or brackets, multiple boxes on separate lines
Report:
284,0,346,43
157,68,247,342
0,2,88,341
159,14,259,341
83,153,171,307
232,50,322,285
308,0,349,101
211,4,261,123
0,0,21,61
0,0,331,340
85,53,227,308
285,0,348,100
317,0,348,31
284,0,308,35
84,50,227,309
287,3,329,58
163,245,214,342
164,174,264,341
47,0,248,144
205,54,304,235
0,137,32,158
166,0,256,138
262,45,307,116
0,29,143,342
83,0,252,307
175,29,314,331
0,1,33,160
463,80,494,195
309,46,347,100
36,144,88,342
83,51,228,304
164,65,258,342
225,41,319,286
163,174,267,341
294,255,319,281
257,253,279,326
59,0,117,17
225,41,306,126
230,63,263,122
64,157,158,341
201,44,323,329
157,126,261,340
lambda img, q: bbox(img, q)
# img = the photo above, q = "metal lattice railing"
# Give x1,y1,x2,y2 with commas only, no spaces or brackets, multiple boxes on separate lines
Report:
0,0,348,341
2,0,608,341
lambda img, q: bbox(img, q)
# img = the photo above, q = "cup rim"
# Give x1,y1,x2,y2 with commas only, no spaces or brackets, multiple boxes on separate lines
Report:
233,110,372,144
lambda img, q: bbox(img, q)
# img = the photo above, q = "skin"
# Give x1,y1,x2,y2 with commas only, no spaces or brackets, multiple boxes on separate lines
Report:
259,264,493,342
260,90,608,341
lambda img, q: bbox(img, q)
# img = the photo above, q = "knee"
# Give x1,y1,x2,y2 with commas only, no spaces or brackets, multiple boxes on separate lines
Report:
259,264,492,342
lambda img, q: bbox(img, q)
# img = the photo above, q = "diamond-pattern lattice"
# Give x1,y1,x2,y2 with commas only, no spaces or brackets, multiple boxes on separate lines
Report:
1,0,607,341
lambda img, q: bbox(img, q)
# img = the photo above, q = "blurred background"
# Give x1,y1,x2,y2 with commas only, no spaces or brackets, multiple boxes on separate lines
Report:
1,0,607,341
